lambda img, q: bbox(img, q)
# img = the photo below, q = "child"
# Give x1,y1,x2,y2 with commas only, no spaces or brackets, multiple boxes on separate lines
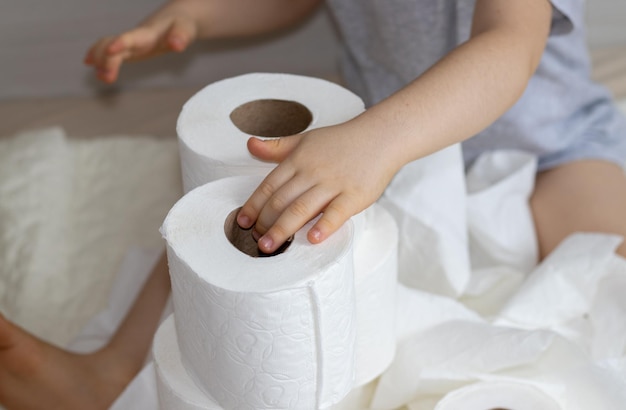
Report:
2,0,626,408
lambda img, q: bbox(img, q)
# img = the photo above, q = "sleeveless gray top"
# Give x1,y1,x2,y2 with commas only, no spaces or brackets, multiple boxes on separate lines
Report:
326,0,626,170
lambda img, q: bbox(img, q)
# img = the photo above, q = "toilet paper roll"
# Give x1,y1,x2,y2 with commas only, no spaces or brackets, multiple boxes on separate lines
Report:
176,72,365,193
433,381,561,410
352,203,398,386
161,175,356,410
351,209,368,244
154,315,222,410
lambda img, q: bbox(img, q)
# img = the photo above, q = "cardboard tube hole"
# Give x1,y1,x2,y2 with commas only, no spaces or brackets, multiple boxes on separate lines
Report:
224,208,292,257
230,99,313,137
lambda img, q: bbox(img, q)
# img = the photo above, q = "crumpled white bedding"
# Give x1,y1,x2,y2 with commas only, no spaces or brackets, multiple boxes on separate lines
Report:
108,152,626,409
1,117,626,409
0,128,182,345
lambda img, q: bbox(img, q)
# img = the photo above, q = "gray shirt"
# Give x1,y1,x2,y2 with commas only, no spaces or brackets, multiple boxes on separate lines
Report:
326,0,626,170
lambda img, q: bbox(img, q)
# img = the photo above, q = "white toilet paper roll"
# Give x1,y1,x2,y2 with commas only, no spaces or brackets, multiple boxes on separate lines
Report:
177,72,365,193
352,204,398,386
351,209,368,245
161,175,356,410
154,315,222,410
434,380,561,410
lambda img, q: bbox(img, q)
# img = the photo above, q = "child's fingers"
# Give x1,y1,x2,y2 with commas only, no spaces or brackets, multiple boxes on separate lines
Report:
237,168,296,229
247,135,303,163
253,175,318,236
237,136,304,229
83,46,95,65
85,16,198,84
105,37,127,55
112,23,193,62
108,28,159,60
88,28,159,83
96,54,126,84
86,37,115,67
256,187,334,254
84,40,101,65
165,18,198,52
90,36,132,70
307,194,355,245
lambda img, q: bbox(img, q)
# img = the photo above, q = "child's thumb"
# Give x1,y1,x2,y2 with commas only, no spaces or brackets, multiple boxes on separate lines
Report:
247,135,303,163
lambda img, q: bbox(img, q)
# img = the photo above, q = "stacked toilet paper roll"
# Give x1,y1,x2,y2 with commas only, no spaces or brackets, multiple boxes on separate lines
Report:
154,73,401,409
176,72,365,193
352,204,398,386
155,203,400,409
154,315,222,410
161,175,356,410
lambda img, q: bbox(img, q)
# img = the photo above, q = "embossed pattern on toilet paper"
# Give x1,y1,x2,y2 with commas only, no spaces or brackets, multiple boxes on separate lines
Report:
162,176,356,410
154,315,224,410
168,245,355,409
169,260,320,409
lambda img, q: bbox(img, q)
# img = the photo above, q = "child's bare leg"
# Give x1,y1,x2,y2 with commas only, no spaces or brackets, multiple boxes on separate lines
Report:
0,252,170,410
530,159,626,259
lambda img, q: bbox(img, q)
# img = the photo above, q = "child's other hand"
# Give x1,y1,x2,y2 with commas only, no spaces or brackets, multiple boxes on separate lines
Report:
237,124,400,254
84,14,198,84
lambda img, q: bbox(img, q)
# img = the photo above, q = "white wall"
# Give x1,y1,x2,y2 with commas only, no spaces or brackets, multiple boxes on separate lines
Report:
1,0,623,100
586,0,626,46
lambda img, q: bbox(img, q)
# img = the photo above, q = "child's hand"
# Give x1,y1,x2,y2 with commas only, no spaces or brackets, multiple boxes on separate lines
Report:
84,13,198,84
237,124,400,254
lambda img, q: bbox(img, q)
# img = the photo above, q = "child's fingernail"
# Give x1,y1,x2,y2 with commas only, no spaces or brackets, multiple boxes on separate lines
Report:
170,37,184,48
309,228,322,243
237,214,251,228
259,235,273,252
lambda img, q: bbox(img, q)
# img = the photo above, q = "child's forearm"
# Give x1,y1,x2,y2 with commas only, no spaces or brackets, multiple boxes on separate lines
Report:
237,0,554,253
349,0,552,168
151,0,324,40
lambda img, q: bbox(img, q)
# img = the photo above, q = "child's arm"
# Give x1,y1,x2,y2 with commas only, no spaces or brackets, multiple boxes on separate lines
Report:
85,0,323,83
237,0,553,253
